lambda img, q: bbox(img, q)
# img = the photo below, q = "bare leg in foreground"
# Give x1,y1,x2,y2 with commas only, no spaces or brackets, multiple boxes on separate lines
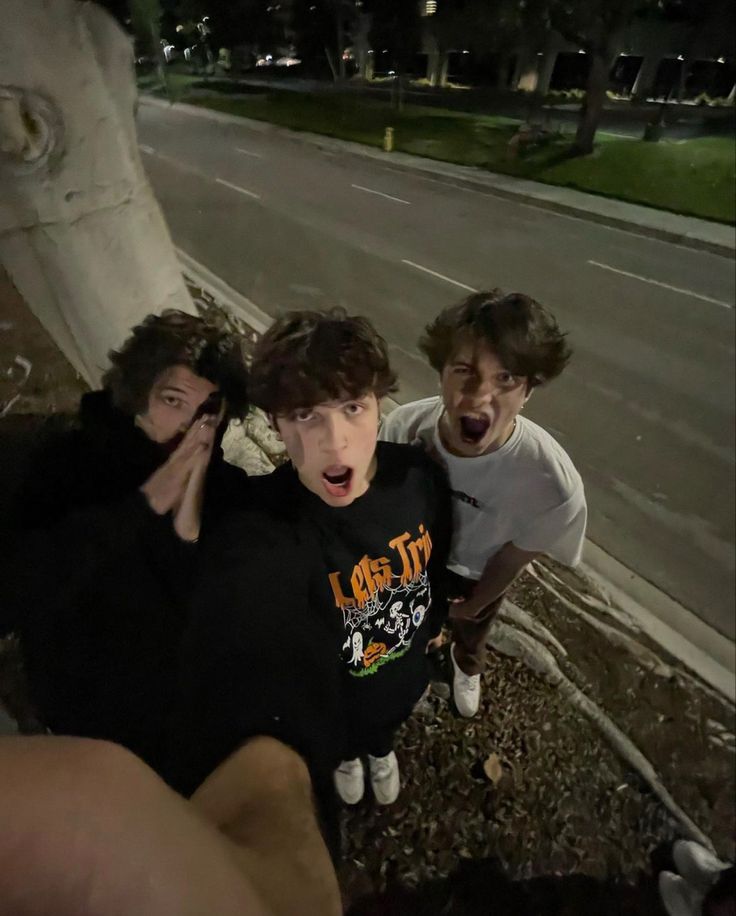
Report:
0,735,341,916
192,736,341,916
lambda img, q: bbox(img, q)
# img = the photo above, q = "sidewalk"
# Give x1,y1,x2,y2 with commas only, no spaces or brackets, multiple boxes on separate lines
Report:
142,95,736,257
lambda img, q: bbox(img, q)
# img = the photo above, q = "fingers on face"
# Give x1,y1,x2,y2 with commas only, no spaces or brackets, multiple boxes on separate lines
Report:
197,416,217,447
183,414,215,442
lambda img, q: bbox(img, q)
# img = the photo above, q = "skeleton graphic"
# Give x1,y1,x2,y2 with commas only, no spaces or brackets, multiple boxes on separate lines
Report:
340,570,433,668
384,600,410,641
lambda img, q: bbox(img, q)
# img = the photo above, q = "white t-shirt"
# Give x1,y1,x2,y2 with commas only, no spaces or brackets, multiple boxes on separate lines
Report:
380,396,587,580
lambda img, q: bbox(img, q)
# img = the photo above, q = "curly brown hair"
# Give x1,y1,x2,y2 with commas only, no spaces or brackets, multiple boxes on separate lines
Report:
420,290,571,389
102,310,250,420
249,308,398,416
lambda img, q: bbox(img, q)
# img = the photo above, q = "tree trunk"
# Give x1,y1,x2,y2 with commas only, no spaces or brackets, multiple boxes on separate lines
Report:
536,49,558,97
0,0,192,385
353,12,371,80
394,73,406,112
335,4,346,81
426,45,440,86
513,46,538,92
573,51,610,156
439,53,449,88
675,57,691,103
324,45,339,82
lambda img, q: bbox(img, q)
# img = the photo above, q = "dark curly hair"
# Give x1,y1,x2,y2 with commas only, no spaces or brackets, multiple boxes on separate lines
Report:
420,290,571,389
102,310,250,420
249,308,398,416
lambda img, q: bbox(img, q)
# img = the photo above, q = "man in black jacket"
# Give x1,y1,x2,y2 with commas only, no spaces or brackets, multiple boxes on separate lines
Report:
2,310,250,768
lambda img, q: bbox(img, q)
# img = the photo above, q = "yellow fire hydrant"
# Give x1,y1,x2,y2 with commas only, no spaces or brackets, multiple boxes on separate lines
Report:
383,126,394,152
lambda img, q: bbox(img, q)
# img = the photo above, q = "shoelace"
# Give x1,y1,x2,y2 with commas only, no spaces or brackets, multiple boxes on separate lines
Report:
456,669,479,691
370,757,393,780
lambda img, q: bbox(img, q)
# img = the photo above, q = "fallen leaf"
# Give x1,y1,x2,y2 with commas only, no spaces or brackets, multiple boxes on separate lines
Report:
483,753,504,785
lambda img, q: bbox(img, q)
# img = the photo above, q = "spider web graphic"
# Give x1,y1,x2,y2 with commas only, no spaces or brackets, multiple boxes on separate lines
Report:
341,570,430,634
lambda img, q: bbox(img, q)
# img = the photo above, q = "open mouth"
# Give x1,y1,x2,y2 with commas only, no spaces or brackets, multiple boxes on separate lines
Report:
321,465,354,498
459,415,490,444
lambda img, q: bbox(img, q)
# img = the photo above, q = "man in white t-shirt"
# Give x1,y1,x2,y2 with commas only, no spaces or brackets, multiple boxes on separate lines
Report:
381,290,586,717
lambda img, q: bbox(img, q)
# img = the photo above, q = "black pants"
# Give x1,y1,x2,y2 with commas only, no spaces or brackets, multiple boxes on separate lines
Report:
343,725,396,761
445,569,506,676
342,666,428,761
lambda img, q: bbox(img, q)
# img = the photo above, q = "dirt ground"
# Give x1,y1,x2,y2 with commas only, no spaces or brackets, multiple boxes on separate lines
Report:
338,569,735,913
1,266,733,915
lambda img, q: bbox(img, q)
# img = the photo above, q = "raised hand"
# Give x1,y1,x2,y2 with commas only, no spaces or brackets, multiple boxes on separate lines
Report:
172,414,219,543
140,416,217,519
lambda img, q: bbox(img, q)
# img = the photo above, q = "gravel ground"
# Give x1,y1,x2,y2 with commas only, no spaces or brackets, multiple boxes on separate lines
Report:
1,267,733,915
337,578,734,912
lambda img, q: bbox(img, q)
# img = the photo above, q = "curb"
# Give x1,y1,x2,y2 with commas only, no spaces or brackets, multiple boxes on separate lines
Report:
177,247,401,414
581,541,735,703
178,245,735,703
143,94,735,259
177,247,272,335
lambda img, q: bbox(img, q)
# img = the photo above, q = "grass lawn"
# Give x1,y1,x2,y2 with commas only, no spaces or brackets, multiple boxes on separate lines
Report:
142,77,736,224
537,136,736,224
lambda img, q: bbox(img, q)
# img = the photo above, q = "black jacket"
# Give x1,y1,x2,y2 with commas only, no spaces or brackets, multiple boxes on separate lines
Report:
164,441,451,795
2,390,249,768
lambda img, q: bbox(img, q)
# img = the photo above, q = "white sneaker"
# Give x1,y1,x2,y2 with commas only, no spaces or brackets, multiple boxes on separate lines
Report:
367,751,400,805
673,839,731,892
658,871,704,916
450,643,481,718
334,758,365,805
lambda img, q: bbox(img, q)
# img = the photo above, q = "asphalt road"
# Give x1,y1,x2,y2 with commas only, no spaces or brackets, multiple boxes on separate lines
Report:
136,103,736,640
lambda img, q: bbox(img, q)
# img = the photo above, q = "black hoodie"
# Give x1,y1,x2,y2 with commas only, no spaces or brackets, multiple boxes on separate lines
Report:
2,390,249,768
164,440,451,794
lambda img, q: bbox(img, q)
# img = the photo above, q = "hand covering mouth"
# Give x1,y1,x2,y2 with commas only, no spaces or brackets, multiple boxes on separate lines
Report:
459,415,490,444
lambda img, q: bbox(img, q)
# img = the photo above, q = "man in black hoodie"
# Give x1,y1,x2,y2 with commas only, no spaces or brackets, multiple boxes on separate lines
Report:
175,309,451,813
2,310,250,768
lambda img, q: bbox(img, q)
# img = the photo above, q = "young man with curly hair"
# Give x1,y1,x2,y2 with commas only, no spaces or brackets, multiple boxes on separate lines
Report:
381,290,587,718
2,310,251,767
179,309,450,809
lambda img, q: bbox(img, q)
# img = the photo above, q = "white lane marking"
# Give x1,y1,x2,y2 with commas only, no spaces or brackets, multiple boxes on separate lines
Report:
587,260,733,310
139,144,156,155
401,260,477,292
352,184,411,205
235,147,263,159
215,178,261,200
